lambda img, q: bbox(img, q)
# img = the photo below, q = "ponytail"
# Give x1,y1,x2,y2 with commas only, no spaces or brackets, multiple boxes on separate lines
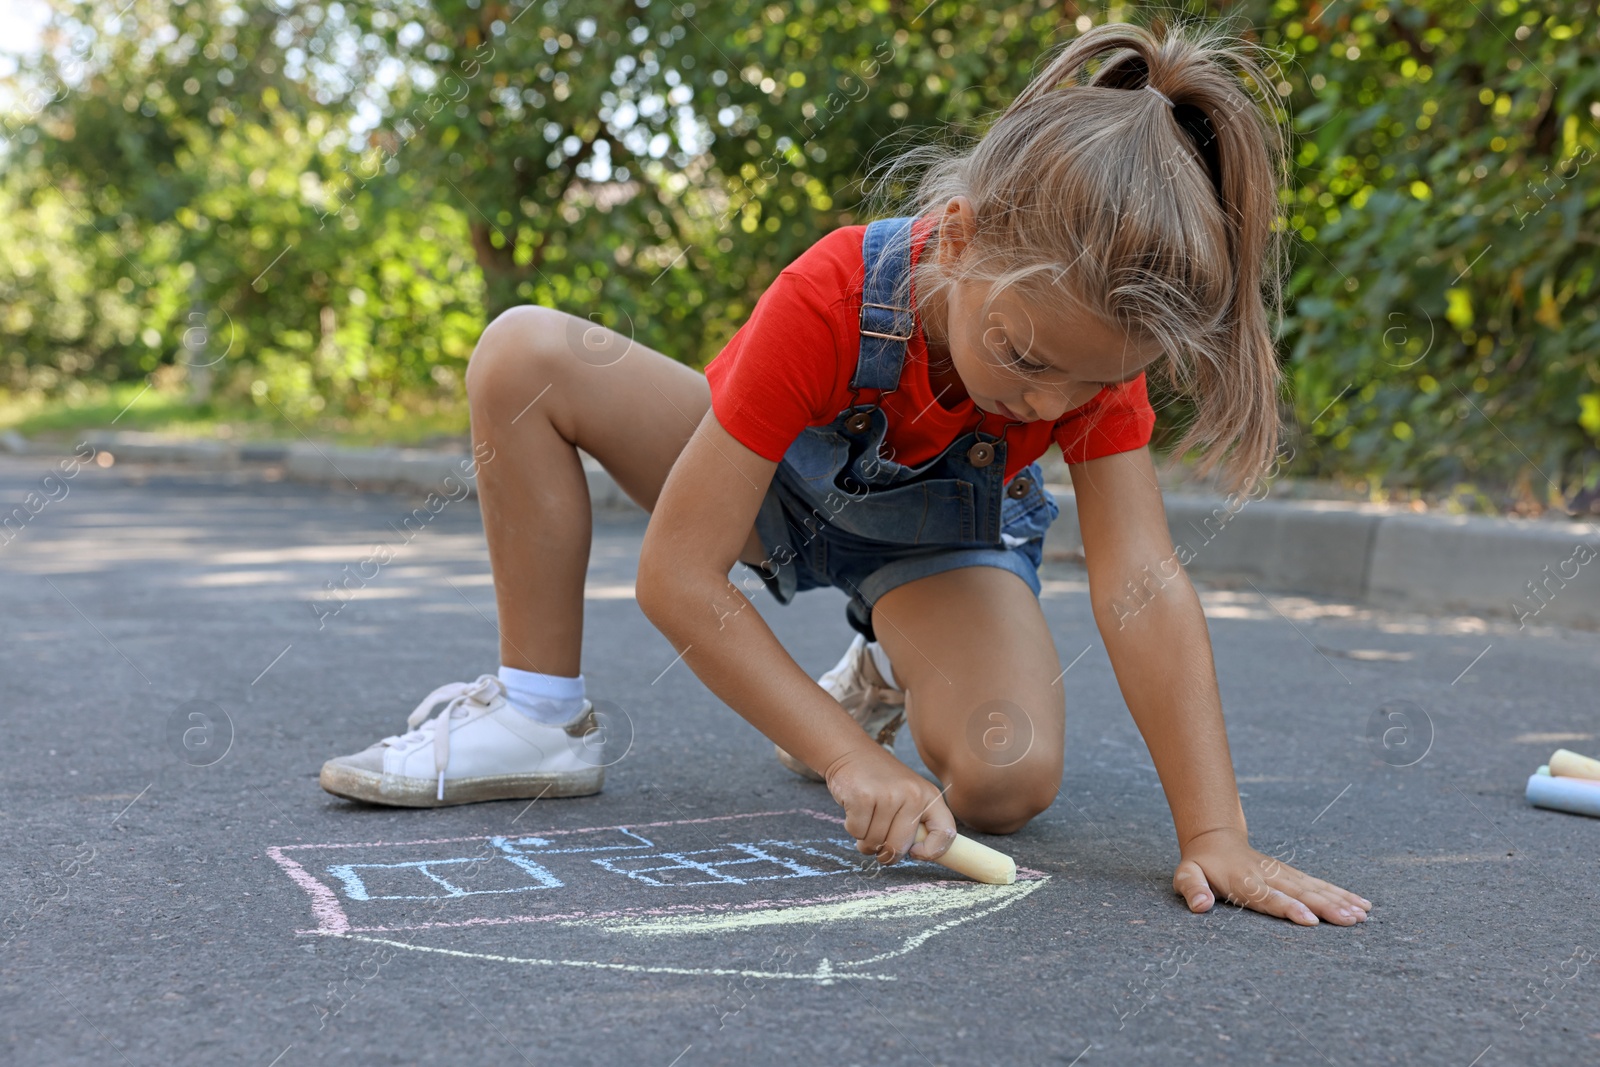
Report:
868,15,1291,492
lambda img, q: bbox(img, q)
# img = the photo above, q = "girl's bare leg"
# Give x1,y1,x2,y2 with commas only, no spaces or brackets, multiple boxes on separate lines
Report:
464,305,768,675
868,566,1067,833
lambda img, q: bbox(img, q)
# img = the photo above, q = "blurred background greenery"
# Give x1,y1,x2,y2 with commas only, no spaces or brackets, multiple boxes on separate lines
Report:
1,0,1596,513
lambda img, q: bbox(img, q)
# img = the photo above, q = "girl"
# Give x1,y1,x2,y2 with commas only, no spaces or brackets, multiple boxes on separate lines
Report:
321,20,1374,928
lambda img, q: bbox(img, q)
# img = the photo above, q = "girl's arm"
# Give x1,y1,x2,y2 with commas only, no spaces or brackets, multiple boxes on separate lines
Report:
636,408,957,865
1070,447,1372,927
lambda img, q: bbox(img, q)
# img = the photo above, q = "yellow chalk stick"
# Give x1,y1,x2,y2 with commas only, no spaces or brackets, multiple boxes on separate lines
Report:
1550,748,1600,782
913,826,1017,885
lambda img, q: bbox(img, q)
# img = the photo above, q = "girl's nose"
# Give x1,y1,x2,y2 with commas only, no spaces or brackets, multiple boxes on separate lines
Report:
1022,391,1071,423
1025,384,1102,422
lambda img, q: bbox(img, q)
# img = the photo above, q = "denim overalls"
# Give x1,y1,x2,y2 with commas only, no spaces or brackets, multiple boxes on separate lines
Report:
741,215,1062,642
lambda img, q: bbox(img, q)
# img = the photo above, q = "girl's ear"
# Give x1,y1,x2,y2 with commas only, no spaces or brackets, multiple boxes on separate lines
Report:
935,195,976,268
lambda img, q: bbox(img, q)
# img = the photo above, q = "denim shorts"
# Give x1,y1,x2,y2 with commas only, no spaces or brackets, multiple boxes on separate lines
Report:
741,459,1061,642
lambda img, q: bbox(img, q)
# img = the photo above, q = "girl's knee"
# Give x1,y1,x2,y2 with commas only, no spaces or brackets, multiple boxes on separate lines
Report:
466,305,562,414
945,757,1061,835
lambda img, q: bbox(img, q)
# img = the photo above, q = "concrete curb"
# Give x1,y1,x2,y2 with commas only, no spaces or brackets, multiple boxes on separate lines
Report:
1046,493,1600,630
11,430,1598,629
55,430,643,513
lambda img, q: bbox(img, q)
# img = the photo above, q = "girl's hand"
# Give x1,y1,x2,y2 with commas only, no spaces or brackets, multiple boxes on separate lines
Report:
825,746,957,865
1173,828,1372,926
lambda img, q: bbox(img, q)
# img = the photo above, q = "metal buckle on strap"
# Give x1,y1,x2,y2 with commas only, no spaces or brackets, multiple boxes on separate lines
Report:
858,301,914,342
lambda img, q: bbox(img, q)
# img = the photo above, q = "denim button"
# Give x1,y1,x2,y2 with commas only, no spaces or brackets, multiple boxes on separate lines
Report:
967,441,995,468
1006,476,1032,499
845,409,874,433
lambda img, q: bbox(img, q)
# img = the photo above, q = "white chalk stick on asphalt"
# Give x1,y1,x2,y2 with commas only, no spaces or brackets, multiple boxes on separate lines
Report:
1549,748,1600,782
913,826,1017,885
1526,771,1600,818
1537,765,1550,776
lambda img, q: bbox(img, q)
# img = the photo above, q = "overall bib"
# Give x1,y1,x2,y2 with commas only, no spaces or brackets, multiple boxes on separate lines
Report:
741,216,1062,642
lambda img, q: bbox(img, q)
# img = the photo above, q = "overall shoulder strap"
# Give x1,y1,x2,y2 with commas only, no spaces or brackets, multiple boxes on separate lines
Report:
852,216,918,393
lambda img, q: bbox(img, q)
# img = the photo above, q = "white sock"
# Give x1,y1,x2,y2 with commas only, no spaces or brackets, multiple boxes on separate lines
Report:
497,665,587,725
865,640,899,689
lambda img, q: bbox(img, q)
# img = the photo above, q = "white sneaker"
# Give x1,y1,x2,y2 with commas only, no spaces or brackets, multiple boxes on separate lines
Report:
319,674,605,807
777,633,907,782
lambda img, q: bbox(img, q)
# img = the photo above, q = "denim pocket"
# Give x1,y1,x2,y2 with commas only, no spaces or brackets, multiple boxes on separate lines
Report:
824,479,975,545
999,463,1059,547
782,429,851,486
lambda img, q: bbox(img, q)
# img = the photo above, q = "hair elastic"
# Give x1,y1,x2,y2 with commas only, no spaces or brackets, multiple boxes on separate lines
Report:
1145,83,1174,107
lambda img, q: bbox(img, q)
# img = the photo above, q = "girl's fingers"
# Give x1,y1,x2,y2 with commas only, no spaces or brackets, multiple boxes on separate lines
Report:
847,799,880,855
1248,886,1319,926
1172,859,1215,913
1314,887,1369,923
910,805,958,861
1300,888,1366,925
1290,871,1355,904
883,805,923,865
858,803,899,860
1333,886,1373,911
1184,853,1372,928
1206,879,1322,926
1225,875,1277,913
1272,870,1371,922
1267,870,1370,926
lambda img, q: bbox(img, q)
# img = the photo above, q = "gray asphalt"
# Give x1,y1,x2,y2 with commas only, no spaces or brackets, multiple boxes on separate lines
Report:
2,451,1597,1067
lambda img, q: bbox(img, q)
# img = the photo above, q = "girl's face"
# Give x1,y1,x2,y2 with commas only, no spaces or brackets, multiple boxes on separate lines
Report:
928,199,1164,423
940,279,1162,422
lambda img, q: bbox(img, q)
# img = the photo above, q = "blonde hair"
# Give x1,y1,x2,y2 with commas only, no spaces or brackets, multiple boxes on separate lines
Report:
863,16,1289,492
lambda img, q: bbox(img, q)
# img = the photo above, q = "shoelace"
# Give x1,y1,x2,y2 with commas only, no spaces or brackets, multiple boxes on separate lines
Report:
384,674,505,800
856,645,905,746
823,641,905,716
857,672,905,710
860,639,905,706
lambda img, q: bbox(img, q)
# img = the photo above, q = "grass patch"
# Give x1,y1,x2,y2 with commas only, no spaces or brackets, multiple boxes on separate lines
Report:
1,383,471,449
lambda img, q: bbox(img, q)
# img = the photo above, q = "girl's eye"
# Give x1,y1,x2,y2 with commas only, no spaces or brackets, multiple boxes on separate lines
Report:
1006,347,1049,375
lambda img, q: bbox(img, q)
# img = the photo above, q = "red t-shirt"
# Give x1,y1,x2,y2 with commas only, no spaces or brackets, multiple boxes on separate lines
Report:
703,216,1155,483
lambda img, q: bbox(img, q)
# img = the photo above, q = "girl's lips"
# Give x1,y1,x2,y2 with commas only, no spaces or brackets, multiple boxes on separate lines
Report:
995,399,1029,421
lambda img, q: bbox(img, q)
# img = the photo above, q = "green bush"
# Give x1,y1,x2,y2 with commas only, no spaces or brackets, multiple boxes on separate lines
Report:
2,0,1595,505
1256,0,1600,506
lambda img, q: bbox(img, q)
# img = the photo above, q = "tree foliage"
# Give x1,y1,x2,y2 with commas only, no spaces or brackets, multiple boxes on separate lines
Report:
1251,0,1600,502
2,0,1596,499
